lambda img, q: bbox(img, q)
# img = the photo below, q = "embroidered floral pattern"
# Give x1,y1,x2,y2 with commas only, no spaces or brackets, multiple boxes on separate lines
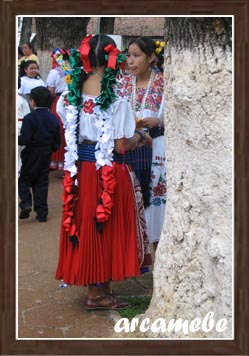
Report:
83,99,95,114
150,158,167,207
153,182,167,197
122,71,164,112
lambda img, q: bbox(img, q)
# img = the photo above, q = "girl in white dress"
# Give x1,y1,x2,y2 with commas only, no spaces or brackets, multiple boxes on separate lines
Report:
18,60,45,96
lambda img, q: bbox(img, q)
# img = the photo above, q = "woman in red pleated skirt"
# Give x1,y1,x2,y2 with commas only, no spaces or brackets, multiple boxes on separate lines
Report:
55,34,152,310
56,161,148,285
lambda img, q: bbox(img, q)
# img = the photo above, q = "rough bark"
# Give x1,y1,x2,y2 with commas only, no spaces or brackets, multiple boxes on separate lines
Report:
19,17,32,45
34,17,90,50
136,17,232,339
26,17,90,83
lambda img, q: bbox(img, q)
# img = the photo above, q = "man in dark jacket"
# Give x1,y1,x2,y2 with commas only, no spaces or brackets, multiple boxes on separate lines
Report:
18,86,61,222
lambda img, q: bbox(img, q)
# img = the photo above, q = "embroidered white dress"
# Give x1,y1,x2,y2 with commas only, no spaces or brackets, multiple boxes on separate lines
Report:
121,72,167,243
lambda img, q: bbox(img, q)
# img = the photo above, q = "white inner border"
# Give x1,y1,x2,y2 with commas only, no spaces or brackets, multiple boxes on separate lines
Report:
16,14,234,341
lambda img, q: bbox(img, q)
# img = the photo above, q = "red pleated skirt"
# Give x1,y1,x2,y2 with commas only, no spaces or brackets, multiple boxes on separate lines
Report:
55,161,146,286
50,96,66,170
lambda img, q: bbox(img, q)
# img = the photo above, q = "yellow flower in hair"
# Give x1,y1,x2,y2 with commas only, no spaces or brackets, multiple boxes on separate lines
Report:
65,74,72,84
155,40,166,55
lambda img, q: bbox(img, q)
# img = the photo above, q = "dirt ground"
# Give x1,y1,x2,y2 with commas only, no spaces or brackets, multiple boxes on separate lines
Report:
18,170,153,339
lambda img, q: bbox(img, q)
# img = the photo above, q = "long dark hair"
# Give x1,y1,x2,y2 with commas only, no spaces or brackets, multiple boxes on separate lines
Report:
128,36,164,71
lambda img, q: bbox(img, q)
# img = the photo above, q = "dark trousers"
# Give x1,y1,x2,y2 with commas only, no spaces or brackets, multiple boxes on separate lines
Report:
18,147,52,219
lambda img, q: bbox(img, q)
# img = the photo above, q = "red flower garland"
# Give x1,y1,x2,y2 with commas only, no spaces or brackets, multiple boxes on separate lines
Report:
95,165,116,225
62,171,79,245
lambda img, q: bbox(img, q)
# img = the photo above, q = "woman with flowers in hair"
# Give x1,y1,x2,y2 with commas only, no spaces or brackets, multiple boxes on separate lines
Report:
55,34,152,310
46,48,71,171
123,36,166,252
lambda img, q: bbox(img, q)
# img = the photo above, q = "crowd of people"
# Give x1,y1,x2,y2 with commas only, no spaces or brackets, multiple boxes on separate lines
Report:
18,34,166,310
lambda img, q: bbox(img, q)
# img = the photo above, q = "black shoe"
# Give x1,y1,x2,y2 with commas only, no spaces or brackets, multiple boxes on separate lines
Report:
19,207,32,219
36,216,47,222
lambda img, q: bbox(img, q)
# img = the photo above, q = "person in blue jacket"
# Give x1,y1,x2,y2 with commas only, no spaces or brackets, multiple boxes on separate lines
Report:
18,86,61,222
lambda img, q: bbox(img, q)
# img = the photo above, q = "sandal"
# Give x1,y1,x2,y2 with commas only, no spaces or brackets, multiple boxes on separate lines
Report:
85,294,129,310
106,293,129,308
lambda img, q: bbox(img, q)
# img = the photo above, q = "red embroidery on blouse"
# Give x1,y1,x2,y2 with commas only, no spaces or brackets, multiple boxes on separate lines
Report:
83,99,95,114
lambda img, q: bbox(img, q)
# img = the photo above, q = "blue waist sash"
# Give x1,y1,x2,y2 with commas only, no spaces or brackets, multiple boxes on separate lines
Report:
131,145,152,170
78,143,133,164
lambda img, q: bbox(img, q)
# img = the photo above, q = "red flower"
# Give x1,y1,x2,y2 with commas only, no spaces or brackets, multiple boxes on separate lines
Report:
95,166,116,224
62,171,79,242
101,166,116,194
153,182,166,197
101,191,114,214
83,99,95,114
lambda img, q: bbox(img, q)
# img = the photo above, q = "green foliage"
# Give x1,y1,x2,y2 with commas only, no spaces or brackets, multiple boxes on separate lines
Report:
118,296,151,320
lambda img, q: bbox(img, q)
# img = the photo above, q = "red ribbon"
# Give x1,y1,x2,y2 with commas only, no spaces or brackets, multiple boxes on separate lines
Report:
79,34,93,73
104,44,120,70
51,51,58,69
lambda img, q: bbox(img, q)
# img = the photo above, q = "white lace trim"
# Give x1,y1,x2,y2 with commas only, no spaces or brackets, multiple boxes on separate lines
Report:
63,102,79,178
94,105,114,170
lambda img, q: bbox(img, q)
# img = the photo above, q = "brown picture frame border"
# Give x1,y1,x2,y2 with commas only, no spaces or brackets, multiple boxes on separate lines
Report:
1,1,248,355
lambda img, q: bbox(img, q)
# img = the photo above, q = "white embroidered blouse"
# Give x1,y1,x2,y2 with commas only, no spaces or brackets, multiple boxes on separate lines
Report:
56,92,136,142
56,91,136,175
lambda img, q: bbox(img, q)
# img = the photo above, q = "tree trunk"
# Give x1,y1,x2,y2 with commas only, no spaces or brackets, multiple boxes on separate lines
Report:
19,17,32,45
99,17,115,34
138,17,232,338
34,17,90,50
29,17,90,82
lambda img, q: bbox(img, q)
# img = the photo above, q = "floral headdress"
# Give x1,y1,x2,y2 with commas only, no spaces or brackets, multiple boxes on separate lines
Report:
51,48,72,83
62,35,126,243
